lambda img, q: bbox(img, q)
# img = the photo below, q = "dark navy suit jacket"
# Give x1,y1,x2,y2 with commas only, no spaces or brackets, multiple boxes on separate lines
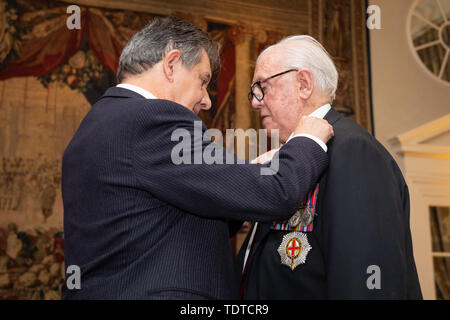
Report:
236,108,422,299
61,87,328,299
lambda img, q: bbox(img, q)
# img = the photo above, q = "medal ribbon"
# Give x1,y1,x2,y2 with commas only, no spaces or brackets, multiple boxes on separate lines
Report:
270,184,319,232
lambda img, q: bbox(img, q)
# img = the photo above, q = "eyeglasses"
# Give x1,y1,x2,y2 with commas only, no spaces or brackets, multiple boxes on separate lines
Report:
248,69,298,102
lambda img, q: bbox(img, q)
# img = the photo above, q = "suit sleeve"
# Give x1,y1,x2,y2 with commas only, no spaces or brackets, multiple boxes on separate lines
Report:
322,136,414,299
131,100,328,222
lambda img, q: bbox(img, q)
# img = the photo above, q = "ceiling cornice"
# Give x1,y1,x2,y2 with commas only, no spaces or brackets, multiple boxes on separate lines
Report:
60,0,310,33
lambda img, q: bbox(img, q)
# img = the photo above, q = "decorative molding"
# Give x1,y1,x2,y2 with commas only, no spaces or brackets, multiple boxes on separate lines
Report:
400,121,450,300
399,145,450,159
397,114,450,145
61,0,311,34
389,114,450,158
408,172,450,186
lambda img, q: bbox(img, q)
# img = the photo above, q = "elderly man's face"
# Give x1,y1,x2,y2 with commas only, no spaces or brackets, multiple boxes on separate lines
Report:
251,48,304,142
173,50,212,114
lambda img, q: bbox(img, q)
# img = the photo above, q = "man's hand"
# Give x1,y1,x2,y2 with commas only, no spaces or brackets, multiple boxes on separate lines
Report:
293,116,334,144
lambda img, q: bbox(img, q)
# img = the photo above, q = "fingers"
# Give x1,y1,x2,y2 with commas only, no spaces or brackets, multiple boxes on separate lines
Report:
294,116,334,144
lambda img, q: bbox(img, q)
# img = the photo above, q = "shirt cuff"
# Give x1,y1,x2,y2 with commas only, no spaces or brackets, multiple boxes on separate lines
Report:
287,134,328,152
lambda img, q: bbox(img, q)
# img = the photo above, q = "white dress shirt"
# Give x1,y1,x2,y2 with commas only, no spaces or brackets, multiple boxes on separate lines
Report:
286,103,332,152
116,83,157,99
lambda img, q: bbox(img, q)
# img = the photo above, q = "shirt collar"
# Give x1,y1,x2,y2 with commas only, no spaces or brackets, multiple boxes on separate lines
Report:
286,103,332,141
308,103,332,119
116,83,157,99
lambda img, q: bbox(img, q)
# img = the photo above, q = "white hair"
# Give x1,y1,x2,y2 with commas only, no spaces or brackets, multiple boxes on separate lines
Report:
258,35,338,101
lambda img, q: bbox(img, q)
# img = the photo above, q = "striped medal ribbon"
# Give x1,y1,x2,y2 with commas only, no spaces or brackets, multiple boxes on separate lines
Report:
270,184,319,232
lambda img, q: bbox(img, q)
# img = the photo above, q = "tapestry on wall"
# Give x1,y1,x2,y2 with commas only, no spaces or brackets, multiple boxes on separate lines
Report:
0,0,240,300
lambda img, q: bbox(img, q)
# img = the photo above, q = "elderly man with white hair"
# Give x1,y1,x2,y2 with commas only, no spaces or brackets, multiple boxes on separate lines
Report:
236,35,423,299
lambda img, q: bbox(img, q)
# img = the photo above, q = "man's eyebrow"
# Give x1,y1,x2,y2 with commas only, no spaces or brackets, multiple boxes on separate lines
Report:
251,76,260,85
201,72,211,81
252,72,268,85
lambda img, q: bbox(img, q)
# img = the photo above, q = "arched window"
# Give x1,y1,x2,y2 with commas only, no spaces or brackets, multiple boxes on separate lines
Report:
408,0,450,85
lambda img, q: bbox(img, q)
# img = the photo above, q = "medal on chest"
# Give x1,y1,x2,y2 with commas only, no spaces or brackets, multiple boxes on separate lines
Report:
277,232,311,270
271,184,319,232
273,184,319,269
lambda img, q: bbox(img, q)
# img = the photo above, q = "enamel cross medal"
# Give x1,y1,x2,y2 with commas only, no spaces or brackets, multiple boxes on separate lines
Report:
274,184,318,270
277,232,311,270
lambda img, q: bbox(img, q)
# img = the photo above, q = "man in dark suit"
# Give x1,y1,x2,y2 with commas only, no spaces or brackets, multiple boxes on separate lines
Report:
61,18,334,299
237,35,422,299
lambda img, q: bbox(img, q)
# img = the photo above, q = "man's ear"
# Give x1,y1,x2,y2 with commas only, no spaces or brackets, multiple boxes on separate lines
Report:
296,69,314,100
162,49,182,83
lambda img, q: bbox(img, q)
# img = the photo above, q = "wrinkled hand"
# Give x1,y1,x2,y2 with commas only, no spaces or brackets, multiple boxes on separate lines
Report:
293,116,334,144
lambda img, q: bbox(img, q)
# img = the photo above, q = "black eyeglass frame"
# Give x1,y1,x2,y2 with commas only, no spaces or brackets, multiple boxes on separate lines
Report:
248,68,298,102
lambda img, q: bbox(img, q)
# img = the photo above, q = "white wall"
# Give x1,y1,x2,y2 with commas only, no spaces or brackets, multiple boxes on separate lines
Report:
369,0,450,167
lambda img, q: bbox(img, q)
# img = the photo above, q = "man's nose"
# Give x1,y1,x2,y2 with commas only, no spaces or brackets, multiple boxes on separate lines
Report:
251,96,263,110
201,90,212,111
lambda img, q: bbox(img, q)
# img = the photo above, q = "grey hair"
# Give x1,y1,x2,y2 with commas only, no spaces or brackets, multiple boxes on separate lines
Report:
258,35,338,101
117,16,219,83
